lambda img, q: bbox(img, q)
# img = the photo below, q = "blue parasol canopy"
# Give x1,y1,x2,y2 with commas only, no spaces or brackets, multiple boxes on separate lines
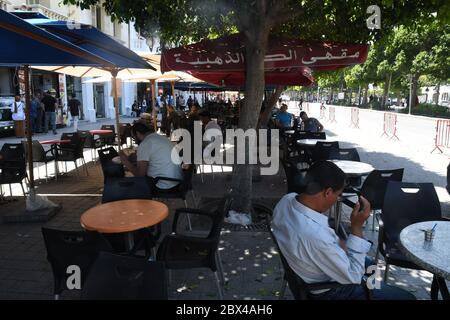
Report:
0,9,114,67
11,12,153,71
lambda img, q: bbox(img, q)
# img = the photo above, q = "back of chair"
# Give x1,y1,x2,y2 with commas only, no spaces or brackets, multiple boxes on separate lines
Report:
179,164,194,194
102,177,152,203
305,132,326,140
329,148,360,162
78,130,95,148
381,181,442,251
97,147,118,165
311,141,339,162
41,228,112,295
269,228,309,300
81,252,168,300
22,140,46,162
100,125,116,144
280,158,307,194
360,169,404,210
0,143,25,162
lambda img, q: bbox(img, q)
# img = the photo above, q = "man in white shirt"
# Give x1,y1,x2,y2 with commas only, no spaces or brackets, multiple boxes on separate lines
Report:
119,122,183,192
11,95,25,137
271,160,415,300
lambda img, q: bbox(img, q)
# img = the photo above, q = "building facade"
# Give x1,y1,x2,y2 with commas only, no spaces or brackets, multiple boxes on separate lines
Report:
1,0,158,123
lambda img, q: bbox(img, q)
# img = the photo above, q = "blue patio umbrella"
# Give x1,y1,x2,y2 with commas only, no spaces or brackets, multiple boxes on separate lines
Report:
0,9,115,194
12,12,155,136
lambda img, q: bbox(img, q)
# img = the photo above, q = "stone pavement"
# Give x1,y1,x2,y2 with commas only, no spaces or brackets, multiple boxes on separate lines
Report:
0,116,449,300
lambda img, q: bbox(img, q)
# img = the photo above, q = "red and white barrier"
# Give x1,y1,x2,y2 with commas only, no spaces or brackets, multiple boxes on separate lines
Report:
381,113,399,140
328,106,337,123
431,119,450,154
319,107,325,119
350,107,360,129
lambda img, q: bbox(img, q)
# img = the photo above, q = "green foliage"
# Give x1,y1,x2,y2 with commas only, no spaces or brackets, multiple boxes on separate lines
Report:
400,103,450,118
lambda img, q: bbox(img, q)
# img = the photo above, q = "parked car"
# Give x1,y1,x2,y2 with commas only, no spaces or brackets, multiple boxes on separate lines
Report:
0,96,14,136
440,100,450,108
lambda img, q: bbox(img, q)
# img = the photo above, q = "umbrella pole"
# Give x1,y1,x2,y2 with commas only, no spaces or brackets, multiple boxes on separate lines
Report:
171,81,175,107
111,69,121,150
24,65,34,192
151,80,157,131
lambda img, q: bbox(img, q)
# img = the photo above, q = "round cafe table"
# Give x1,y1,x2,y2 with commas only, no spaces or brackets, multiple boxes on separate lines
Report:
330,160,374,178
81,199,169,251
399,221,450,300
329,160,374,234
296,138,331,146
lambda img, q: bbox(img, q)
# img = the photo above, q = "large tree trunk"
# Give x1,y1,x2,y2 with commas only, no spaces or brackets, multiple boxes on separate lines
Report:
381,74,389,109
411,73,419,109
230,26,269,217
259,85,284,128
357,85,362,106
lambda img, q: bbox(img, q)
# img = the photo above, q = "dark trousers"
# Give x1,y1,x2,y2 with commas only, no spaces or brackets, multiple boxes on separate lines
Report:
310,257,416,300
146,176,179,194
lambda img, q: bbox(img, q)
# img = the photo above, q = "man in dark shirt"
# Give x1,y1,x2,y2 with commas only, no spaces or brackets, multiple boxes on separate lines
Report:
300,111,324,132
68,93,81,132
41,90,57,134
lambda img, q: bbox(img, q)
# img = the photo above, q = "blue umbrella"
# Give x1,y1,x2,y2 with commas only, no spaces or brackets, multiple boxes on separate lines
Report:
0,9,115,192
13,12,155,136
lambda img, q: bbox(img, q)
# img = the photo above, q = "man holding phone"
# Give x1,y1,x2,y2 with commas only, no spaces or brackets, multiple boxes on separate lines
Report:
271,160,415,300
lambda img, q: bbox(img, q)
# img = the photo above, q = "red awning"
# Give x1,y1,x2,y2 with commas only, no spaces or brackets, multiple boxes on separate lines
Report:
161,34,369,87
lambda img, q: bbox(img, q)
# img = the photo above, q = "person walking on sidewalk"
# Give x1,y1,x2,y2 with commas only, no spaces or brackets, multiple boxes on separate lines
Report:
68,93,81,132
41,90,58,134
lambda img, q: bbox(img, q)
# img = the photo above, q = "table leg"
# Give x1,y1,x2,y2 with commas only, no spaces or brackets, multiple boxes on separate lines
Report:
125,232,135,253
431,275,450,300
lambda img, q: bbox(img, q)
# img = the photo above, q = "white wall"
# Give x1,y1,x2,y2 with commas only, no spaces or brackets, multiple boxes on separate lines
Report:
82,80,96,122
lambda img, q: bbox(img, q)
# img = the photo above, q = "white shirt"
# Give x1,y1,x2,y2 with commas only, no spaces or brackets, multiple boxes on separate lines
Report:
271,193,371,288
11,101,25,121
137,133,183,189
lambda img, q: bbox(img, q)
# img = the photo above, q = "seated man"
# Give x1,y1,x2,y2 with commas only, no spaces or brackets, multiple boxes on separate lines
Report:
299,111,324,132
119,122,183,193
275,103,294,129
271,160,416,300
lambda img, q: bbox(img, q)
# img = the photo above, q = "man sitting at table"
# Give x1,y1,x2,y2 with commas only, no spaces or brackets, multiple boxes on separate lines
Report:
119,122,183,193
271,160,415,300
299,111,324,132
274,103,294,129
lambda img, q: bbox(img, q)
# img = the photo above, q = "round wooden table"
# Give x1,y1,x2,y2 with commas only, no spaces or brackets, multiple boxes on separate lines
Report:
81,199,169,250
399,221,450,300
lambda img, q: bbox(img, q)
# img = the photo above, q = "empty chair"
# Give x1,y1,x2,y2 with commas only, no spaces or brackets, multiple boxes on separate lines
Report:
156,206,227,299
78,130,102,160
376,181,442,282
280,158,308,194
305,131,326,140
268,227,370,300
54,133,88,176
329,148,360,162
22,140,55,180
329,148,361,187
118,123,132,147
97,147,125,182
101,176,159,258
102,176,152,203
100,125,117,147
0,143,27,196
342,169,404,231
310,141,339,163
41,228,112,299
81,252,168,300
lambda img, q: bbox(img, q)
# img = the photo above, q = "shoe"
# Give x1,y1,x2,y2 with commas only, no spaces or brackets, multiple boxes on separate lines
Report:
53,131,57,135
